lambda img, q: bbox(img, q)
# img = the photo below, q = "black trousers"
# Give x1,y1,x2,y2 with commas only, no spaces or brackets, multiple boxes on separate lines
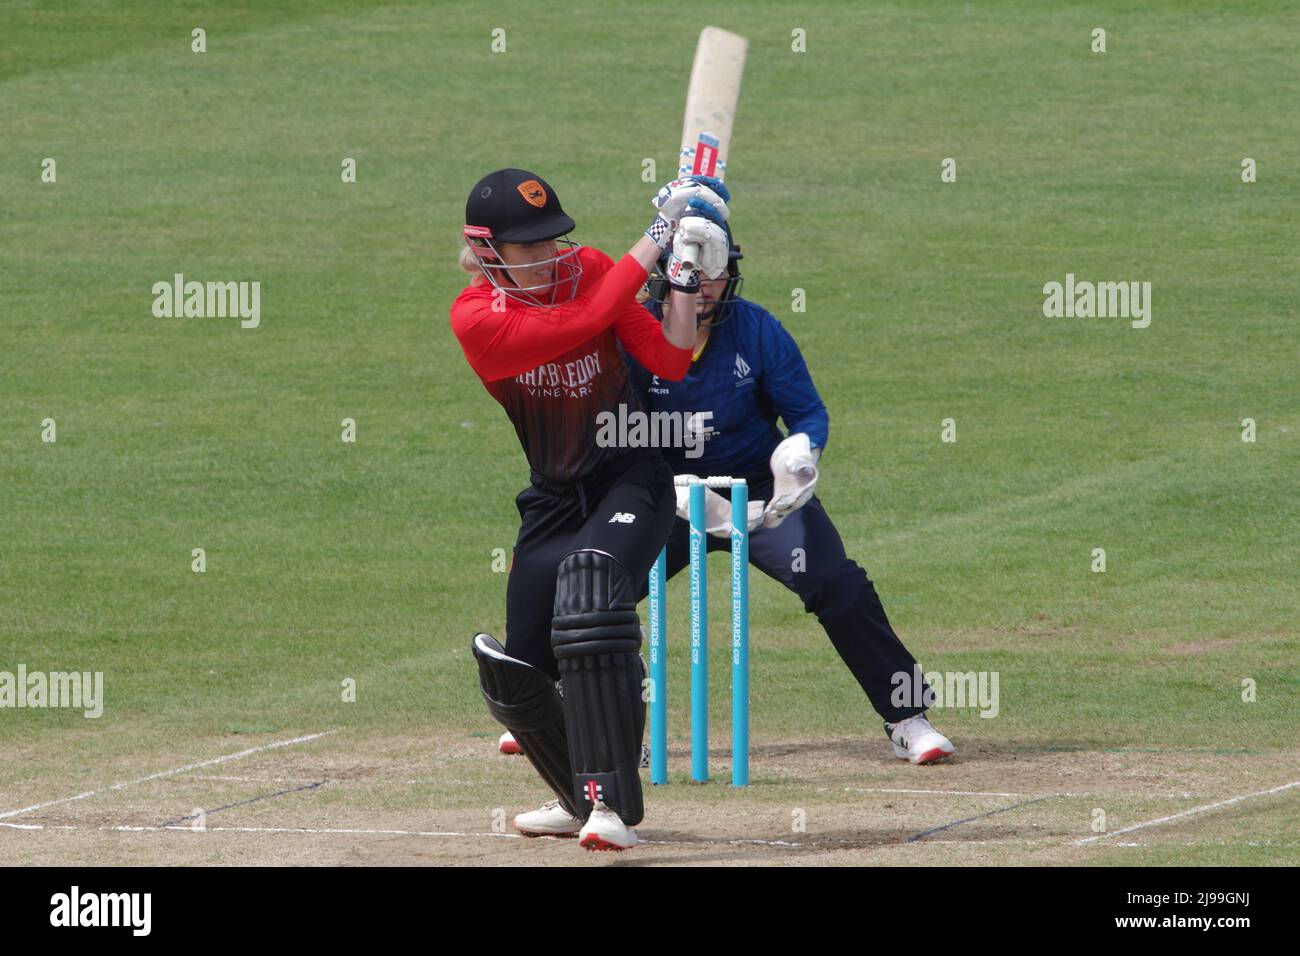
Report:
644,476,930,724
505,452,676,681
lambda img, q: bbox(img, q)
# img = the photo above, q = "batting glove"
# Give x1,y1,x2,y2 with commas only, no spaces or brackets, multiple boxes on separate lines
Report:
672,214,730,279
651,176,730,225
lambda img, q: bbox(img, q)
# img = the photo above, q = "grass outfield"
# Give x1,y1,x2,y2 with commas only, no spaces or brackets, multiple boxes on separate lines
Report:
1,1,1296,865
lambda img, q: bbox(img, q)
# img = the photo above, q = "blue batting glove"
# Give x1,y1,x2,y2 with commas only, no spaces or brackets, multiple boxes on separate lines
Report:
688,175,730,203
683,197,727,226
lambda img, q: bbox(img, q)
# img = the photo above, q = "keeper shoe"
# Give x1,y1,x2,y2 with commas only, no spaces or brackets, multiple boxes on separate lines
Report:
578,801,639,852
513,799,582,838
886,714,955,765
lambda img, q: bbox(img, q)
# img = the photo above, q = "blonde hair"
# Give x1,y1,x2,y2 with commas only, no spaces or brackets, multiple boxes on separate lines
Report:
458,241,488,284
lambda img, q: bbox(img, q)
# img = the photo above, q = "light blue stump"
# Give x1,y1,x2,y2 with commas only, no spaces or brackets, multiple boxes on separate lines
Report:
689,481,708,782
648,548,667,785
731,480,750,787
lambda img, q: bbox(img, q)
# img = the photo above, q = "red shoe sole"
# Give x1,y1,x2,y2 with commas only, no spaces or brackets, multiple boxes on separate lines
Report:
579,834,633,852
913,747,954,765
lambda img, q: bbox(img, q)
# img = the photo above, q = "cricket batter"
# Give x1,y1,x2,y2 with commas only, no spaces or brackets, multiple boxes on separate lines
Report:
498,210,955,842
451,168,733,850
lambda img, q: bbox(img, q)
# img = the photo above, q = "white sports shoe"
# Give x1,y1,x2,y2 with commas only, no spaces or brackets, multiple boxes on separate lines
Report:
498,731,521,755
513,799,583,838
578,801,638,852
887,714,955,764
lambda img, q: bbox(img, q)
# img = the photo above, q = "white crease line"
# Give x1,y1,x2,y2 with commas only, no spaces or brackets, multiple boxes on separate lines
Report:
640,837,806,849
832,787,1025,798
185,775,323,784
1,823,80,831
0,821,517,838
161,825,520,838
913,839,1051,845
13,821,1293,851
834,788,1181,799
0,731,336,821
1108,840,1300,848
1073,778,1300,845
0,821,804,848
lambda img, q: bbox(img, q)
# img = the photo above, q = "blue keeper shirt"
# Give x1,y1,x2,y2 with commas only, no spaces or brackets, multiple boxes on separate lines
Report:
625,297,829,480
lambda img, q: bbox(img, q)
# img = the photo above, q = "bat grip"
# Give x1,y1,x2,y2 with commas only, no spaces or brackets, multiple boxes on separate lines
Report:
679,242,702,273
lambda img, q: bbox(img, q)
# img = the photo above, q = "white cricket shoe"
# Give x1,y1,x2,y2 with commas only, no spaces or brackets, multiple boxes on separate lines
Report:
578,801,638,852
498,731,521,755
886,714,955,764
513,799,582,838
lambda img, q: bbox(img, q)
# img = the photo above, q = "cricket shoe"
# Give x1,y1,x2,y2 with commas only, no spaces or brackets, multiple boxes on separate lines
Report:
886,714,955,764
578,801,638,852
513,799,582,838
498,731,521,755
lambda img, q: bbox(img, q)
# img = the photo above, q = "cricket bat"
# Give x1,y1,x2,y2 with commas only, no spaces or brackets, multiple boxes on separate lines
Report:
676,26,748,272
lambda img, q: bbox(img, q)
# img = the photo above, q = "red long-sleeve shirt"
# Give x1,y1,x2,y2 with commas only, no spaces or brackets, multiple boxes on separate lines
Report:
450,246,693,482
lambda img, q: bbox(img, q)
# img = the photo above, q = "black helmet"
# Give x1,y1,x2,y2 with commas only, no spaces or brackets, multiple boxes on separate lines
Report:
464,168,575,243
462,168,583,307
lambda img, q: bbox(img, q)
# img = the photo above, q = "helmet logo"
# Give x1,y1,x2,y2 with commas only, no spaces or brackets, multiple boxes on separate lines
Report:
517,180,547,208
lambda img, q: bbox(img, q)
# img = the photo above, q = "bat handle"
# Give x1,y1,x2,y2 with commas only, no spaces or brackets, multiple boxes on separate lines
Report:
679,242,701,273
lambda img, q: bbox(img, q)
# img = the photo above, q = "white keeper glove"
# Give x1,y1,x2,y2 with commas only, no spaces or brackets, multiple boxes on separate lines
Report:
762,433,821,529
674,475,766,539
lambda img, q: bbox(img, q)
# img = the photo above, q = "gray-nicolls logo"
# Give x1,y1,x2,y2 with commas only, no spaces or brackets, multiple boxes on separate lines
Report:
50,886,151,936
734,353,753,384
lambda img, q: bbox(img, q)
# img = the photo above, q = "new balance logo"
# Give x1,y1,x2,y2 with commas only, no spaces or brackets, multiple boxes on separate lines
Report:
608,512,637,524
